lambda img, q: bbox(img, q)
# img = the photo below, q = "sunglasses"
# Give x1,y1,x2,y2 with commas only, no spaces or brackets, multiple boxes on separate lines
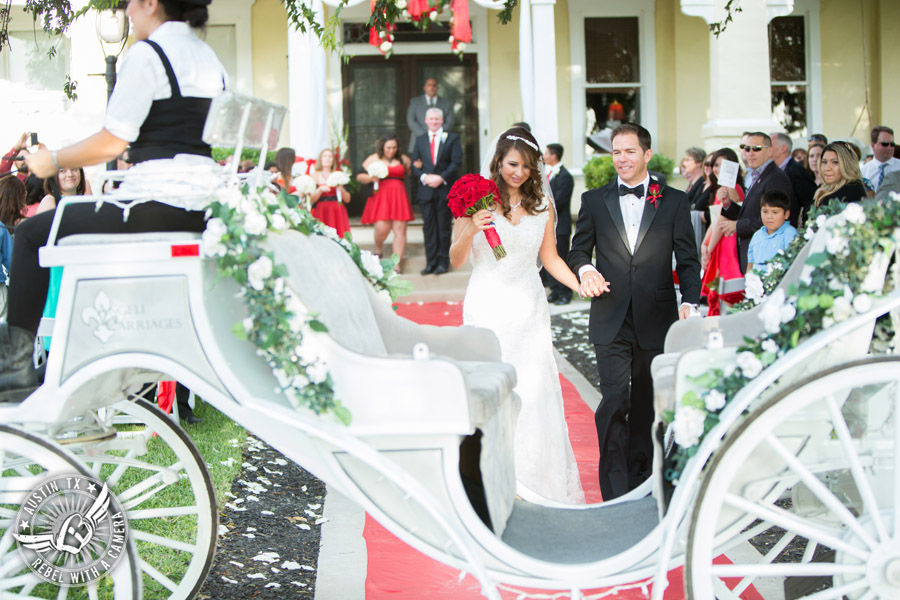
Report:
878,141,896,148
808,135,827,142
740,144,770,152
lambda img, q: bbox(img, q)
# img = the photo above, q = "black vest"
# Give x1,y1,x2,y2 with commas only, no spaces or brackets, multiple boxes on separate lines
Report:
129,40,216,165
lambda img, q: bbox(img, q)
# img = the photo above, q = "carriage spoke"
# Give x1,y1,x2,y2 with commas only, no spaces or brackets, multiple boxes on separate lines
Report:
824,396,889,542
712,562,866,577
800,539,818,564
130,528,199,553
730,528,797,596
894,390,900,535
139,557,179,592
764,433,878,549
725,493,868,560
127,505,201,519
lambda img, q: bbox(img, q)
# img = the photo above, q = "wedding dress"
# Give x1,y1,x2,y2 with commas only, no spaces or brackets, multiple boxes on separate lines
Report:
462,198,585,504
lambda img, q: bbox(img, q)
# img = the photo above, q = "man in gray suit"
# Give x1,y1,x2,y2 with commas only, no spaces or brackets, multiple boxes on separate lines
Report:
874,170,900,202
407,77,454,153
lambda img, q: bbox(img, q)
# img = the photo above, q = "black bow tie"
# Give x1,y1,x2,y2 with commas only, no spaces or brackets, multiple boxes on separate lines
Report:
619,184,644,198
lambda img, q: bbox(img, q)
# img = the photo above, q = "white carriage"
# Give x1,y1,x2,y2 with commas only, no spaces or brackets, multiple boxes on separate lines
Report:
2,94,899,600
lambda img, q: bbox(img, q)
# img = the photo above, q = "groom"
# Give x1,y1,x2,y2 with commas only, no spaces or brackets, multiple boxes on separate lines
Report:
569,123,701,501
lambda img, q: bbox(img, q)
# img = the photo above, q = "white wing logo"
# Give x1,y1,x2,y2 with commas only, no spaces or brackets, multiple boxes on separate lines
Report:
14,483,111,555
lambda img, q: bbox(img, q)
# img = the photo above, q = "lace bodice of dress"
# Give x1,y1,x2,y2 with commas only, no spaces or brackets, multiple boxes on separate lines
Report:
470,199,549,272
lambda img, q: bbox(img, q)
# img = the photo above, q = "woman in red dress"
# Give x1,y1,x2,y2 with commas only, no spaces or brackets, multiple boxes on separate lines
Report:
700,147,746,315
358,133,413,266
310,149,351,238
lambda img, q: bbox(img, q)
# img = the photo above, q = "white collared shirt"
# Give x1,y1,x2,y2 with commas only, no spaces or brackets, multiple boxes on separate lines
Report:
546,162,563,180
617,173,651,254
861,156,900,189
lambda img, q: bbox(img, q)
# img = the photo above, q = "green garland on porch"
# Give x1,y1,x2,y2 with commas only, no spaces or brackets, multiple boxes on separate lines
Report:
663,196,900,483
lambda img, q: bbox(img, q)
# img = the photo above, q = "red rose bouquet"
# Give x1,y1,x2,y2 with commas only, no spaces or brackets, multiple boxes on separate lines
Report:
447,173,506,260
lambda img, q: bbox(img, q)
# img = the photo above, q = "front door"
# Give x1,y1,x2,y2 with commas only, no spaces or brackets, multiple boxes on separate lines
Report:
342,54,479,216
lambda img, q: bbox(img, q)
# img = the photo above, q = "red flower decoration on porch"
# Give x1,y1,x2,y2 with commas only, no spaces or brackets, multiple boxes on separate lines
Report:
647,183,663,209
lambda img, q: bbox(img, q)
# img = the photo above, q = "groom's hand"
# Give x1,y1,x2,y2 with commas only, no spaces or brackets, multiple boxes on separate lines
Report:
579,271,610,297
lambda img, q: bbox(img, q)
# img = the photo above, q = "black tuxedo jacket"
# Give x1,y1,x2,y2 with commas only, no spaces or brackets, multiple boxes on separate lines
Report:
721,160,792,273
410,132,463,202
551,165,574,233
568,176,701,348
784,158,817,227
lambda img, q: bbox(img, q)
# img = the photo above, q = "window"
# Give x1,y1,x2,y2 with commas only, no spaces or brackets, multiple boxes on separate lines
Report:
0,29,70,91
769,16,807,136
583,17,641,157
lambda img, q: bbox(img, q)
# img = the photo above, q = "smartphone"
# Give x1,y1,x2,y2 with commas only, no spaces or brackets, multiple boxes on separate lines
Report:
30,132,38,146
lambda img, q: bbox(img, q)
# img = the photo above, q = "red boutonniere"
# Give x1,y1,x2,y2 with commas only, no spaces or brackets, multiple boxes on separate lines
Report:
646,184,663,209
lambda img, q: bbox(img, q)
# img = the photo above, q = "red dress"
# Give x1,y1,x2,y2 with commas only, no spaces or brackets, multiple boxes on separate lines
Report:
311,185,351,239
361,163,413,223
702,186,746,315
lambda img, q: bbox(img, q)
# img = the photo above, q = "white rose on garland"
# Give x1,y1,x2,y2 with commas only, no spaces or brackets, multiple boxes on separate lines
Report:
831,294,854,321
247,255,274,291
843,202,866,225
673,405,706,449
360,250,385,279
244,210,268,236
326,170,350,188
200,218,228,257
852,293,872,314
704,389,727,412
736,351,763,378
744,270,765,304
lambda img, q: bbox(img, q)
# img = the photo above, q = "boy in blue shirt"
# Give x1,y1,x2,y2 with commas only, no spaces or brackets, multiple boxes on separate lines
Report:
747,189,798,273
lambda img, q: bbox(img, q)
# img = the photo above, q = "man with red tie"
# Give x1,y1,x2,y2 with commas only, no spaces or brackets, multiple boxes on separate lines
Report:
411,107,462,275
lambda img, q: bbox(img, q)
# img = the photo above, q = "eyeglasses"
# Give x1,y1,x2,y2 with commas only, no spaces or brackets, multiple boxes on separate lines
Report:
740,144,770,152
878,141,896,148
808,135,827,143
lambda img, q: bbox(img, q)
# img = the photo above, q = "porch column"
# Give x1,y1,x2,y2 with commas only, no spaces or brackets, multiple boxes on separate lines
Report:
681,0,793,150
530,0,559,146
287,0,330,157
518,0,535,128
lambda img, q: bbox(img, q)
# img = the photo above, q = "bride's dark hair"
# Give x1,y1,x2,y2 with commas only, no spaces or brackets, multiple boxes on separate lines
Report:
489,126,546,219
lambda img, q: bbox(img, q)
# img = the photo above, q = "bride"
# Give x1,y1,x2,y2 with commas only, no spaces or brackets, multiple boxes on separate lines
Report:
449,127,585,504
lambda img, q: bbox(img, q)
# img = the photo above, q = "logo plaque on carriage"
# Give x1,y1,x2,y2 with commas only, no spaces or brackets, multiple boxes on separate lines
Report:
12,474,129,586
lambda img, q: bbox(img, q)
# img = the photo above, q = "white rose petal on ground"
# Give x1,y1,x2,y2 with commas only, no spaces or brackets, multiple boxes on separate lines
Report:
252,552,280,564
247,573,266,579
281,561,302,570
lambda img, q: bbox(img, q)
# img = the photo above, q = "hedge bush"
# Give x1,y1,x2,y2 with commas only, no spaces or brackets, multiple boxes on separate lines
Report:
583,152,676,190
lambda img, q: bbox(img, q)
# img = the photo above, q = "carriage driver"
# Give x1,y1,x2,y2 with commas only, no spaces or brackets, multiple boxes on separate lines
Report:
0,0,226,401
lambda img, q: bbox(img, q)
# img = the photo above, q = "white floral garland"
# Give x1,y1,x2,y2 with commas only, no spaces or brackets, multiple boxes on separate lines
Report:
201,182,412,423
666,196,900,480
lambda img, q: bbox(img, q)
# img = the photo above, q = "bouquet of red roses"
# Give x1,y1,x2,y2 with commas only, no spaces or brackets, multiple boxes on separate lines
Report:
447,173,506,260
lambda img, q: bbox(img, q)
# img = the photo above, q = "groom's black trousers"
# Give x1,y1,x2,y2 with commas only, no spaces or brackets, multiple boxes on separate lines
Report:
593,303,662,501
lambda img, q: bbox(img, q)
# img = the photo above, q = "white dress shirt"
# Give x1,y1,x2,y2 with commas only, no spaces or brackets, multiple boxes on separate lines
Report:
420,128,445,185
861,156,900,190
546,162,563,181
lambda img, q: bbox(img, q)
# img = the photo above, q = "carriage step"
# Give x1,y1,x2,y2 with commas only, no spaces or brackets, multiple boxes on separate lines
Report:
783,549,835,599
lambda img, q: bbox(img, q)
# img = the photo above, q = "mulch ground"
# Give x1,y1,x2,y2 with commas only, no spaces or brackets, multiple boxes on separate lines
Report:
197,306,596,599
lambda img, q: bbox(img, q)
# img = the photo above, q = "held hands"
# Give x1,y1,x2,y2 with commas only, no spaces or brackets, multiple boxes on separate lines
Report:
423,174,443,188
579,270,610,298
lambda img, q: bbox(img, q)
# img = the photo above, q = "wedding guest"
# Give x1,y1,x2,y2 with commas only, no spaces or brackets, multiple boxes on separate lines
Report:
1,133,31,182
37,167,90,214
542,143,575,305
700,148,745,312
682,147,707,208
0,176,28,231
791,147,807,165
274,147,296,193
746,189,797,274
739,131,753,188
0,223,10,318
806,142,825,185
692,154,715,221
770,132,816,227
23,174,44,218
861,126,899,192
722,132,791,273
406,77,454,153
410,108,462,275
813,142,867,207
358,133,413,265
807,133,828,148
310,148,351,239
874,170,900,202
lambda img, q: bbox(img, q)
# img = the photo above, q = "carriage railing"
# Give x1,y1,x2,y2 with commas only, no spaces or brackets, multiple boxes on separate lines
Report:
650,287,900,599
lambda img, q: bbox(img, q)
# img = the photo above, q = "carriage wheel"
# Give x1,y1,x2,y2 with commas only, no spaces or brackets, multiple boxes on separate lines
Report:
686,357,900,599
67,398,218,600
0,425,143,599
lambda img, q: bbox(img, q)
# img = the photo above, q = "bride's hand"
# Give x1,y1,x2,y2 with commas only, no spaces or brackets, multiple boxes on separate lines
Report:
469,209,493,232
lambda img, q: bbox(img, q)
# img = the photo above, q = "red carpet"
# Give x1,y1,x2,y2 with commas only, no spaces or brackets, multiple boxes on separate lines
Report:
364,303,683,598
